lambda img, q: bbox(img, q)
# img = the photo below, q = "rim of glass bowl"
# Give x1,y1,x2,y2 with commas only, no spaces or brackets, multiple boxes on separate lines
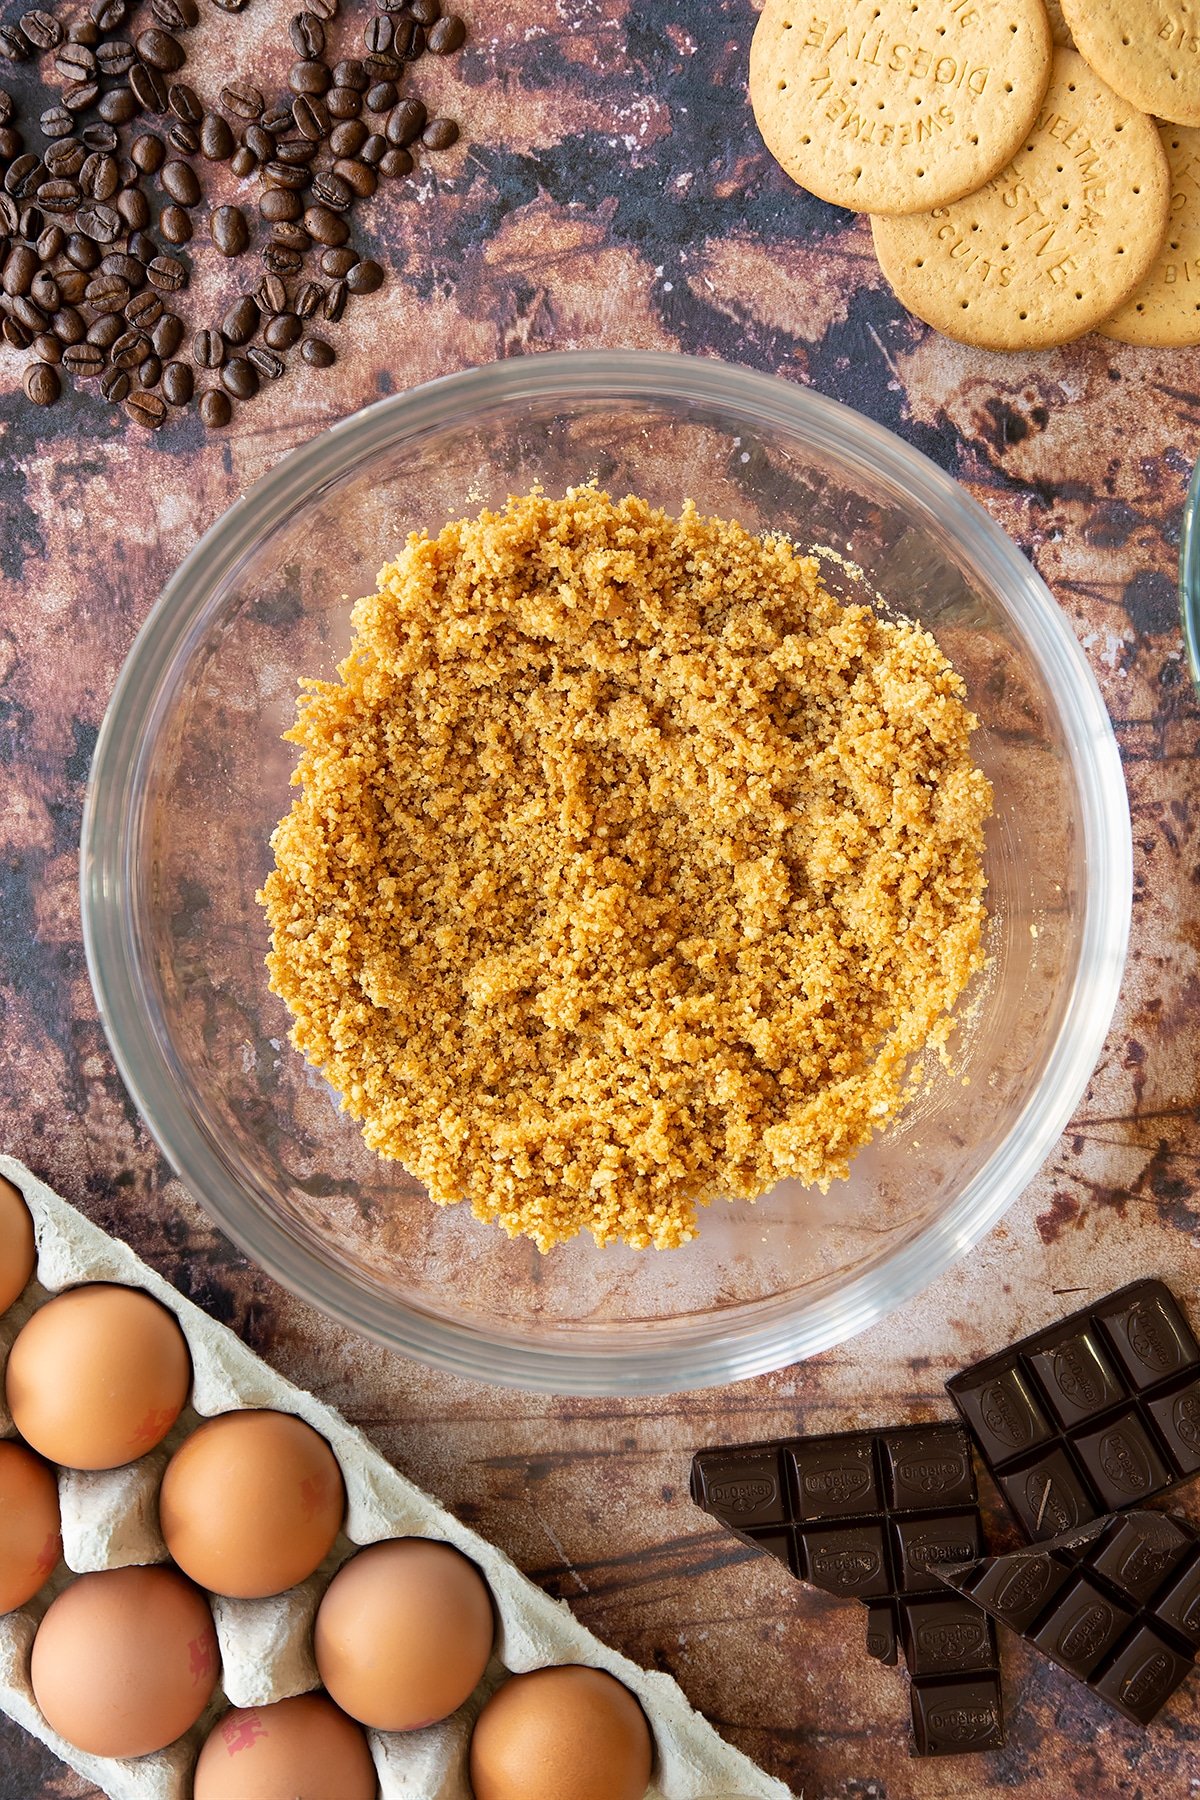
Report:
81,351,1133,1395
1178,456,1200,700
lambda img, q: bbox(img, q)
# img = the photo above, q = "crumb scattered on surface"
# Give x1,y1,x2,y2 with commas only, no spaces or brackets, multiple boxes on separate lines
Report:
259,487,993,1251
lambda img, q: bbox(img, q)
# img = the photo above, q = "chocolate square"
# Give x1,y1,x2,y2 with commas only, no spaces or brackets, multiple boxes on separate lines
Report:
1155,1552,1200,1648
901,1596,997,1679
893,1513,983,1594
1147,1379,1200,1475
1074,1416,1170,1509
881,1426,976,1510
800,1523,892,1599
1098,1287,1200,1387
909,1674,1005,1756
786,1436,878,1520
965,1550,1071,1633
1087,1514,1192,1605
1091,1624,1194,1725
1029,1576,1133,1678
1029,1326,1125,1428
691,1447,786,1529
866,1601,898,1665
998,1447,1097,1539
951,1365,1052,1467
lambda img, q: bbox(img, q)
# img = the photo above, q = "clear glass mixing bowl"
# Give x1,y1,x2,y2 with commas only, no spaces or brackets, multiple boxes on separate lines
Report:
81,352,1131,1394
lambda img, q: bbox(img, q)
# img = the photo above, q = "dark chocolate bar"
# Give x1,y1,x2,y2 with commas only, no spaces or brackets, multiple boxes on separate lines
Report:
692,1423,1004,1755
939,1510,1200,1726
947,1280,1200,1541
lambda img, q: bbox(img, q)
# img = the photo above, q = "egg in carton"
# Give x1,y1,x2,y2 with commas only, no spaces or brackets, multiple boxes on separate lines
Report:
0,1157,792,1800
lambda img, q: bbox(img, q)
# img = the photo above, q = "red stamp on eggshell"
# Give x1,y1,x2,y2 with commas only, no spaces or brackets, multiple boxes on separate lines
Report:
220,1712,267,1755
129,1405,177,1449
188,1630,217,1684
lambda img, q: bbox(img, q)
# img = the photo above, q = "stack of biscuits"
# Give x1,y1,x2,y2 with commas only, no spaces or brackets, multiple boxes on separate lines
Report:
750,0,1200,350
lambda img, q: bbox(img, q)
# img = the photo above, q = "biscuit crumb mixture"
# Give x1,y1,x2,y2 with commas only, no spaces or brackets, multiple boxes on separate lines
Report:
260,488,992,1251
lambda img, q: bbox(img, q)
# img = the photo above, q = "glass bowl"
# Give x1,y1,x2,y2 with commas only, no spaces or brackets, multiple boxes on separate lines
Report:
81,352,1131,1395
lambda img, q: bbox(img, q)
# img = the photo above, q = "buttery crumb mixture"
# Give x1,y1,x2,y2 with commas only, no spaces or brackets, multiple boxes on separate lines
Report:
260,488,993,1252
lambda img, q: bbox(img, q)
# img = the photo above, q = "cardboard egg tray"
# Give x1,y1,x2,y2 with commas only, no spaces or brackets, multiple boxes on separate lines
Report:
0,1157,790,1800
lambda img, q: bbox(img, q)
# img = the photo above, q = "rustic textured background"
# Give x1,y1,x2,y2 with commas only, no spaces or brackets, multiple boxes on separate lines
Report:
2,0,1200,1794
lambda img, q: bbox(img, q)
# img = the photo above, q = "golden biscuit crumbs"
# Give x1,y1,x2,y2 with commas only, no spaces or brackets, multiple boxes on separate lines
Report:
259,487,993,1252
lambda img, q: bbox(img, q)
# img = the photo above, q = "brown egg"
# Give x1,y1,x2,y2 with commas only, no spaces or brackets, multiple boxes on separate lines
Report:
159,1409,345,1599
6,1283,191,1470
469,1665,654,1800
31,1564,219,1757
0,1174,36,1314
314,1539,494,1731
193,1695,377,1800
0,1440,61,1613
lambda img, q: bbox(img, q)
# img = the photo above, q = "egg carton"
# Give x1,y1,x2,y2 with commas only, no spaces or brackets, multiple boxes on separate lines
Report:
0,1157,791,1800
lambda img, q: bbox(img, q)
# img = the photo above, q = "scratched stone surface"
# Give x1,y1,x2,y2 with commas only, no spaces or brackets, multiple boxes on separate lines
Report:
2,0,1200,1794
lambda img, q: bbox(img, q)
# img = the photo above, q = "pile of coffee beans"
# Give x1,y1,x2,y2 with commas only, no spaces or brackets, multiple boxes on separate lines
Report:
0,0,466,427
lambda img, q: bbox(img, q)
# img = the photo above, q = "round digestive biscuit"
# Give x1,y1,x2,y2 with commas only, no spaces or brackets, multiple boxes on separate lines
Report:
1101,124,1200,344
748,0,1053,216
1058,0,1200,127
871,49,1170,349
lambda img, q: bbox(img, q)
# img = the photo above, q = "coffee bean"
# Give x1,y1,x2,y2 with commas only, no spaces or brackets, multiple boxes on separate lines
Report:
0,125,20,159
99,364,130,401
0,25,32,61
322,276,346,320
55,270,86,308
229,145,256,178
0,88,11,125
131,132,165,173
270,220,309,251
37,223,65,261
160,159,199,205
30,270,59,310
192,325,224,367
313,169,354,210
169,81,202,124
66,81,103,114
147,253,186,290
326,85,361,120
126,289,163,328
100,250,144,284
37,179,81,215
86,310,123,347
247,344,283,379
366,80,396,113
199,386,230,425
291,93,329,139
79,151,118,199
290,10,324,56
427,13,464,53
10,294,46,331
263,309,300,348
221,81,263,120
319,246,355,278
242,124,273,161
128,228,157,261
45,138,85,177
55,41,95,79
136,27,184,71
386,99,425,146
24,360,59,405
262,158,307,190
96,39,136,76
41,106,74,139
359,132,385,166
139,353,161,386
85,272,130,312
0,192,17,233
116,154,140,187
152,0,198,28
76,201,122,242
301,333,335,367
110,326,150,368
63,340,104,377
423,117,459,150
262,239,302,275
33,331,61,363
273,135,317,166
159,202,192,243
125,387,166,427
167,121,199,154
5,244,37,298
292,277,323,316
221,354,257,397
196,113,231,160
289,58,330,95
261,103,294,133
151,310,182,355
98,87,138,124
391,18,422,59
255,271,287,312
346,257,383,295
4,154,41,197
116,186,149,229
91,0,128,28
65,232,99,269
16,202,42,238
20,7,61,48
221,292,259,344
303,203,347,247
334,156,377,197
377,147,410,179
158,357,191,404
365,49,403,80
329,118,366,157
332,56,366,89
410,0,441,23
260,186,300,223
1,317,30,347
364,15,392,54
211,203,248,256
129,62,167,112
209,0,248,12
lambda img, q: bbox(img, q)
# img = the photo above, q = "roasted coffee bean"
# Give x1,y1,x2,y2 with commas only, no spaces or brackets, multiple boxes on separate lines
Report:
199,112,233,159
86,310,123,347
160,357,191,403
63,340,104,376
66,81,103,115
364,14,392,53
4,245,37,300
260,186,301,222
16,202,42,238
346,257,382,295
365,80,396,113
261,102,294,133
270,220,309,252
359,132,385,166
160,158,200,205
326,84,361,119
100,251,144,286
24,360,59,405
136,27,184,71
263,309,301,348
99,364,129,400
126,289,163,329
262,238,302,274
312,169,354,210
329,118,366,157
37,223,65,262
191,325,224,366
0,194,17,234
169,81,202,124
55,270,88,304
151,310,182,355
427,13,464,53
79,151,118,199
41,105,74,138
291,93,329,139
65,231,99,269
110,326,151,368
115,152,139,185
33,331,62,363
0,89,11,127
1,316,30,347
365,49,402,79
0,124,21,157
86,271,130,311
36,179,81,215
138,352,161,385
211,203,248,256
56,41,96,78
221,81,263,120
21,8,62,48
254,270,287,312
273,135,317,166
129,62,167,112
333,156,376,197
147,253,185,290
292,277,322,316
290,10,324,56
319,245,356,278
199,386,230,425
411,0,441,23
221,292,258,343
125,387,166,426
131,132,165,173
4,153,40,197
45,138,85,177
152,0,198,28
91,0,128,28
76,201,122,242
242,123,273,162
306,0,337,18
302,203,347,247
0,25,32,61
96,39,136,75
391,18,422,59
423,116,459,150
159,202,192,243
301,333,334,366
167,123,199,154
289,58,329,95
377,147,410,179
116,186,149,229
262,158,306,190
220,354,256,397
10,294,46,331
386,99,425,146
127,227,157,261
229,145,256,178
209,0,248,12
98,87,138,124
30,270,59,310
322,276,345,320
332,56,366,90
247,344,283,379
67,14,100,43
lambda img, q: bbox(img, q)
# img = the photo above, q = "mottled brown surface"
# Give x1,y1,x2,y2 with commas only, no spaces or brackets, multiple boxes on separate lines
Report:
1,0,1199,1795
